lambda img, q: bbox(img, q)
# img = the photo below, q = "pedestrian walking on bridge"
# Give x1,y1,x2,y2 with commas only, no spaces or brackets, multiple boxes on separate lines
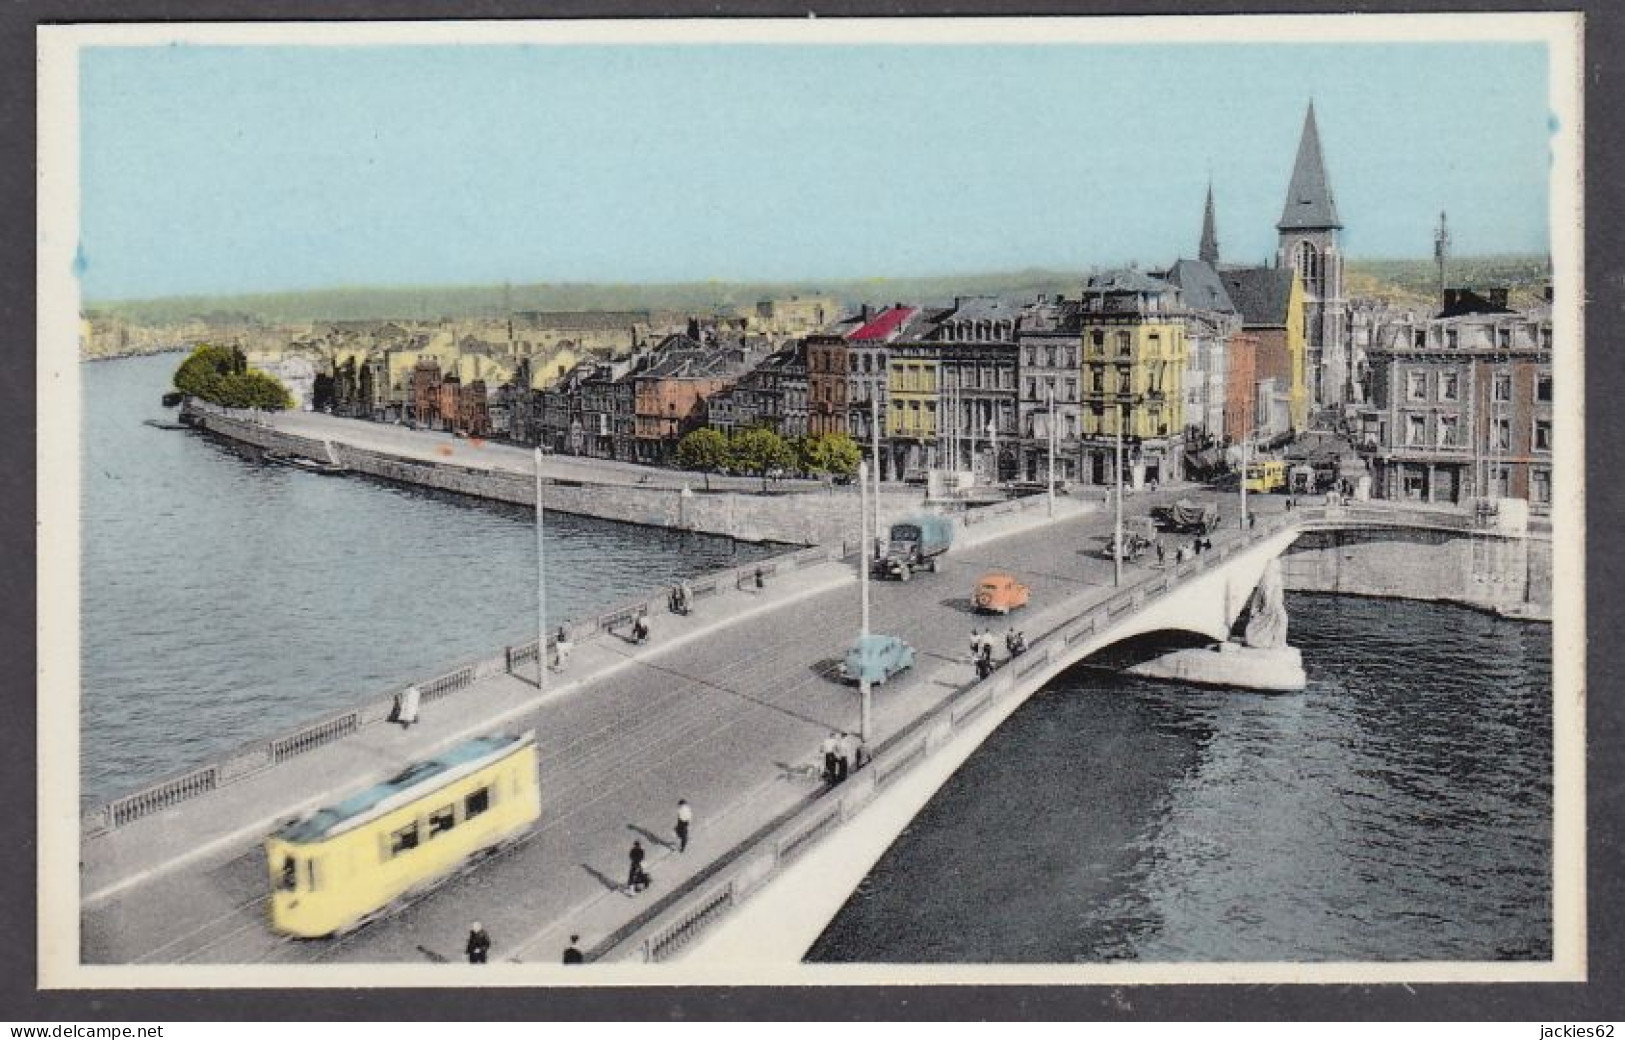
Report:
563,935,584,965
465,922,491,964
626,839,649,894
675,799,693,853
821,732,840,783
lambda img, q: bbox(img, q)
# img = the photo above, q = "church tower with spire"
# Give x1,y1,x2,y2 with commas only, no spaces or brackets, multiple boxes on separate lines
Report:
1199,182,1220,264
1276,101,1348,409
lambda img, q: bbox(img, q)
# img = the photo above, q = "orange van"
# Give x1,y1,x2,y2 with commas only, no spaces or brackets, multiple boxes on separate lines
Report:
972,572,1030,614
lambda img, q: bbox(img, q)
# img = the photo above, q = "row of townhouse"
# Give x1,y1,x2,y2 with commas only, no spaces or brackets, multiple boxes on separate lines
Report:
802,267,1308,488
1356,287,1555,512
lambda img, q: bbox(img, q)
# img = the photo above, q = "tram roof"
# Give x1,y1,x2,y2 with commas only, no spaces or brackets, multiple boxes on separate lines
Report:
275,733,524,844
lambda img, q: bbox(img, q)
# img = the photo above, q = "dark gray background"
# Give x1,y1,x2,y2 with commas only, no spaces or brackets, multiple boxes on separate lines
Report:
3,0,1617,1021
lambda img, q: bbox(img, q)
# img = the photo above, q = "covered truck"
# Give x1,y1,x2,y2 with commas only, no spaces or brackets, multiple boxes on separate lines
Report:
874,514,954,581
1152,498,1221,534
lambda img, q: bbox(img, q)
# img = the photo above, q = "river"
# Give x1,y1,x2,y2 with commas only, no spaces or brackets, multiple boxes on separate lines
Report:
80,353,775,805
807,593,1552,962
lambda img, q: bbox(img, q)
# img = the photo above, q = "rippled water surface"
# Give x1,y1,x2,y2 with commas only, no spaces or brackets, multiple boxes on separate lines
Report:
81,354,774,803
809,595,1552,962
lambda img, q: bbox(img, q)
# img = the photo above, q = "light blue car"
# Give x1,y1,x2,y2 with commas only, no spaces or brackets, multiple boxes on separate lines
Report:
840,634,916,686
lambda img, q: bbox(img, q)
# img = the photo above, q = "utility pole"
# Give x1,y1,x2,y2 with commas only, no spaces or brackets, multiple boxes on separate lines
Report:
1047,385,1057,518
1114,401,1125,588
1240,430,1249,530
858,460,873,745
1434,210,1451,309
534,448,548,691
871,390,882,552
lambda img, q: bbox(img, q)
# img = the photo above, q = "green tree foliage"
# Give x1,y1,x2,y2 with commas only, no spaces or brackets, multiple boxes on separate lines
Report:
728,427,794,490
803,432,862,479
675,428,731,489
172,343,294,411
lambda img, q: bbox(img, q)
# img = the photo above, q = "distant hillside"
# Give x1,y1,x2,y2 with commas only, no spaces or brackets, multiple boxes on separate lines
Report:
85,270,1082,327
84,255,1551,327
1346,254,1552,311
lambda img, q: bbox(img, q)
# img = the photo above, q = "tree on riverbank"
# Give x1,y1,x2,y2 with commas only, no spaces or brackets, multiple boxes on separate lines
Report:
675,428,730,490
799,433,862,481
173,343,294,411
729,427,795,491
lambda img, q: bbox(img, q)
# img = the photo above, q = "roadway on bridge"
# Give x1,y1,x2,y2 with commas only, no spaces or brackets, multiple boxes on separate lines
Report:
83,485,1282,965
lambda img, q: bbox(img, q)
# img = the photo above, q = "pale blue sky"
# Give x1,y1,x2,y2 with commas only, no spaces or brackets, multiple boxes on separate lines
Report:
78,41,1553,301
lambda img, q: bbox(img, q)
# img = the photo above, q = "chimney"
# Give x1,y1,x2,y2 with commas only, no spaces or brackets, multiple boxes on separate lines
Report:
1488,287,1509,310
860,304,871,322
1544,284,1554,303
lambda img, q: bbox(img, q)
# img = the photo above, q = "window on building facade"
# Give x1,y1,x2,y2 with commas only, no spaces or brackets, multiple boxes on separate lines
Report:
1066,378,1077,402
1414,329,1426,348
1540,327,1552,350
1534,419,1552,452
1497,327,1511,349
1533,468,1551,505
1065,414,1077,438
1117,369,1131,395
1537,375,1553,402
1091,367,1104,393
1445,329,1458,349
1407,415,1426,446
1493,373,1512,402
1091,330,1106,352
1045,346,1057,368
1439,373,1459,401
1495,417,1512,451
1026,378,1037,400
1407,372,1427,401
1295,241,1323,296
1437,415,1459,447
1064,348,1077,367
1116,332,1132,357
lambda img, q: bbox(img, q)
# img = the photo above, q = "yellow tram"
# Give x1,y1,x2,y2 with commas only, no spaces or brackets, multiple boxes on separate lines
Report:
1244,458,1288,494
266,731,540,938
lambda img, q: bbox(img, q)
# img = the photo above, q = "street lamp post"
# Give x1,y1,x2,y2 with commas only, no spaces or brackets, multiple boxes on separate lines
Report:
534,447,548,691
1240,430,1249,530
871,391,882,553
1047,386,1056,518
858,460,873,745
1114,401,1125,588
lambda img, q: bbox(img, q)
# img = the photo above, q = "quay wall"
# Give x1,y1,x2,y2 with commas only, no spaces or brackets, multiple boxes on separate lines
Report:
188,408,927,545
1279,525,1553,621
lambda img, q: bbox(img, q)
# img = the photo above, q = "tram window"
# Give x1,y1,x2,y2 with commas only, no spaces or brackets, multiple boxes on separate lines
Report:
428,805,456,837
307,859,318,892
465,787,491,820
279,856,297,891
390,822,420,856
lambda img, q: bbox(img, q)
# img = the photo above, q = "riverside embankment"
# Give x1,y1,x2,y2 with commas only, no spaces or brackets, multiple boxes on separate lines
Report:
182,401,936,545
1278,504,1553,620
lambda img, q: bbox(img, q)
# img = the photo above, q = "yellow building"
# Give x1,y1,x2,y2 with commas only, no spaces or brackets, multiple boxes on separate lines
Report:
1076,270,1189,486
886,350,940,444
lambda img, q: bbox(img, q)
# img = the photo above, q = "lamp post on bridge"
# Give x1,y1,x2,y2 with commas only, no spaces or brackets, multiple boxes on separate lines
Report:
1113,394,1145,588
534,447,548,692
857,460,873,745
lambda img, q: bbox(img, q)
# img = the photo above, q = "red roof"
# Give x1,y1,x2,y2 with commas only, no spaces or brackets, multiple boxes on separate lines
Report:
848,306,918,342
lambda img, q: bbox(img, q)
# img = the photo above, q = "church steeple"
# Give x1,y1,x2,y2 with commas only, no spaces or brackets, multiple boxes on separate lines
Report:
1277,100,1342,231
1199,181,1220,264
